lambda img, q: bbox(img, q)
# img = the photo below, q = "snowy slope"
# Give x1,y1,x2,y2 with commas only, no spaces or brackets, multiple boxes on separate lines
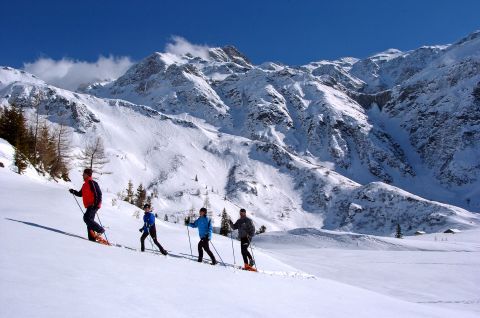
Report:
1,160,479,317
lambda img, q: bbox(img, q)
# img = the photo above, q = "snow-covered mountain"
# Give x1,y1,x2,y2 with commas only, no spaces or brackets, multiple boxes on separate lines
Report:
1,31,479,236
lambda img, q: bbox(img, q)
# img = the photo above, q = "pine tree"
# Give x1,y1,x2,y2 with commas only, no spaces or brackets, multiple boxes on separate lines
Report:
135,183,147,208
0,105,23,145
203,193,213,220
79,136,109,173
395,223,403,239
164,214,169,222
0,105,30,148
125,180,134,203
194,174,198,182
203,193,211,210
1,105,37,174
219,208,230,236
13,109,32,173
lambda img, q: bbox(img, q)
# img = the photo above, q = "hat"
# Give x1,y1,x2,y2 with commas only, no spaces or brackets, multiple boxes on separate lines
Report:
143,203,151,209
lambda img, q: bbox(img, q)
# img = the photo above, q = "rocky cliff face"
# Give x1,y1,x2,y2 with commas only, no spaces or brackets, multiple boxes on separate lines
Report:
380,32,480,206
85,32,480,210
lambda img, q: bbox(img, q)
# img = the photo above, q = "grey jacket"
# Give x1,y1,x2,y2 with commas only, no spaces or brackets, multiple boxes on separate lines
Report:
230,217,255,239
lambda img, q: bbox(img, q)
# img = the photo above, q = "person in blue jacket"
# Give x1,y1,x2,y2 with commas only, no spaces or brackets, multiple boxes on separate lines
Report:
187,207,217,265
139,203,168,255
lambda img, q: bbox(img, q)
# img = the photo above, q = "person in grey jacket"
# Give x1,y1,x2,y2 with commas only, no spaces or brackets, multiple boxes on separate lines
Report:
229,208,255,269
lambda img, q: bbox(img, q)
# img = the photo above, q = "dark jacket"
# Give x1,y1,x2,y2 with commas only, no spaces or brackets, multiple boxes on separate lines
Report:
72,177,102,208
230,217,255,239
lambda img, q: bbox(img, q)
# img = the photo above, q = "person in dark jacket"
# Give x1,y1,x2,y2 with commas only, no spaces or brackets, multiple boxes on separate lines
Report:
187,207,217,265
139,203,168,255
230,208,255,269
69,168,104,242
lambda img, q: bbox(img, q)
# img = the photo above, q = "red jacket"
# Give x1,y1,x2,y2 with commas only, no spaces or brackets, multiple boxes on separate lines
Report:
80,177,102,209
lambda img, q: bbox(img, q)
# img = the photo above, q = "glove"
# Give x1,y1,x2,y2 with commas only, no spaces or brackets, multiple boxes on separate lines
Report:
139,228,143,233
69,189,75,194
185,217,190,224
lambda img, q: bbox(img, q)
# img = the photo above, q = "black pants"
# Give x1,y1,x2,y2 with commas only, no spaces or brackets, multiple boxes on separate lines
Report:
240,237,253,264
198,238,216,263
140,226,167,254
83,207,104,241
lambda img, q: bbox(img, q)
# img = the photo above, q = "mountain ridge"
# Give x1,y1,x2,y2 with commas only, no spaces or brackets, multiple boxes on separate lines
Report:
1,30,479,235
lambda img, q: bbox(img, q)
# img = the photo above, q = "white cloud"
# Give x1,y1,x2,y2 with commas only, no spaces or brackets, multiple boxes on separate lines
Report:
23,56,134,91
165,36,211,60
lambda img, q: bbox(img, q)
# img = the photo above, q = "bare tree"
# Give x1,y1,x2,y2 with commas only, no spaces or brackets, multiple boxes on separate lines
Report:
36,121,56,173
79,136,110,173
50,123,71,181
31,90,44,166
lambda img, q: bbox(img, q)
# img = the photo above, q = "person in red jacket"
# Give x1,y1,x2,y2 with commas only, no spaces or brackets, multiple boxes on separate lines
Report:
69,168,104,241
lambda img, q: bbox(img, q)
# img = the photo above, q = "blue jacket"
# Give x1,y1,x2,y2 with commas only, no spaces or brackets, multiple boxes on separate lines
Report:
188,216,213,240
142,212,156,233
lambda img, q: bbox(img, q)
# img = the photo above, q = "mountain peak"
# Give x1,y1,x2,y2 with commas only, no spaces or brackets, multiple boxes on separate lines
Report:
208,45,252,67
369,48,404,62
453,30,480,46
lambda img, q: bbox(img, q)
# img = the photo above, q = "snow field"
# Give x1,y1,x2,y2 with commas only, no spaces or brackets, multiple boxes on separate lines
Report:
1,167,478,317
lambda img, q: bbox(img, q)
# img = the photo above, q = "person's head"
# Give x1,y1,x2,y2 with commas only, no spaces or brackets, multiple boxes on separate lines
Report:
199,207,207,216
239,208,246,218
143,203,151,212
83,168,93,181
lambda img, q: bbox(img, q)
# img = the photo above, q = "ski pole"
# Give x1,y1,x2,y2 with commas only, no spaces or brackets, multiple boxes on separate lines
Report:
186,225,193,256
247,236,257,270
148,236,155,251
210,240,226,267
72,194,109,244
96,213,110,244
72,194,84,215
230,231,236,265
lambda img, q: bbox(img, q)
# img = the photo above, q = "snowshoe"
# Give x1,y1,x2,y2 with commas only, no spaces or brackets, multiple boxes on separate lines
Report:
89,230,110,246
243,264,257,272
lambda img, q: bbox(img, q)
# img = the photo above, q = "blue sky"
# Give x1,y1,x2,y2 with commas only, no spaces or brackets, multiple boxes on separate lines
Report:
1,0,479,67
